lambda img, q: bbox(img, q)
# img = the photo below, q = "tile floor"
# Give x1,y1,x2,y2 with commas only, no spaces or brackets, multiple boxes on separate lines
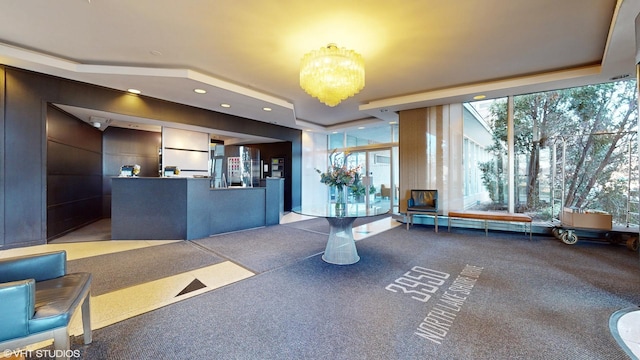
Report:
0,214,637,359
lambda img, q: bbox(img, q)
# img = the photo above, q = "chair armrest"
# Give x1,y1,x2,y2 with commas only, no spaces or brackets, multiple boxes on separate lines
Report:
0,251,67,283
0,279,35,342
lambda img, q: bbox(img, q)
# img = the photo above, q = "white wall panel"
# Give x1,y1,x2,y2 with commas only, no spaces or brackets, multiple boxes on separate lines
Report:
163,148,209,171
163,127,209,151
302,131,328,207
162,127,210,177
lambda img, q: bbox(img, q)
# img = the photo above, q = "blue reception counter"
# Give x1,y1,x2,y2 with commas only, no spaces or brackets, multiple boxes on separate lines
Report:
111,177,284,240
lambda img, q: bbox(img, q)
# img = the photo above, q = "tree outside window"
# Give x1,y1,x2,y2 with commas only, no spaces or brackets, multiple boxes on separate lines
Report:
472,80,638,225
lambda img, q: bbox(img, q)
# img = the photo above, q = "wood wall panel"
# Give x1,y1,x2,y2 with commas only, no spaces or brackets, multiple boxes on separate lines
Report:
251,141,293,211
4,69,48,246
399,105,465,214
102,126,161,217
399,108,428,212
46,105,103,240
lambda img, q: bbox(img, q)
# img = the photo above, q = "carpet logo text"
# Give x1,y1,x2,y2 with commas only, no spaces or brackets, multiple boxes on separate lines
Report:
385,264,484,345
385,266,449,302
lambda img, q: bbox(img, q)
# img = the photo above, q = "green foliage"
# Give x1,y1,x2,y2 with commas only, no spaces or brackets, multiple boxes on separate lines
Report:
350,182,375,196
479,161,498,202
476,79,638,224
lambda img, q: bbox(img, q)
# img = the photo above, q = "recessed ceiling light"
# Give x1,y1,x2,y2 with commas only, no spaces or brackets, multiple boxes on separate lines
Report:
221,103,231,108
150,50,162,56
473,95,486,100
194,89,207,94
127,88,141,94
263,107,272,112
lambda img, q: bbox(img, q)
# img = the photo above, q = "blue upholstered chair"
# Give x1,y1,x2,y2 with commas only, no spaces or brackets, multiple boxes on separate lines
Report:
406,189,439,232
0,251,92,360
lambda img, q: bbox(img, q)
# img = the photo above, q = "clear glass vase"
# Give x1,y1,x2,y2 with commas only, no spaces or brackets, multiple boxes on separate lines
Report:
334,185,346,216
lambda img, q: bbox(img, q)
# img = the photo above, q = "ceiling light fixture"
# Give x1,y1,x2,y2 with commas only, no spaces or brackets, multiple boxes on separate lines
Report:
263,107,272,112
127,88,141,94
299,43,365,107
473,95,486,100
221,103,231,108
194,89,207,94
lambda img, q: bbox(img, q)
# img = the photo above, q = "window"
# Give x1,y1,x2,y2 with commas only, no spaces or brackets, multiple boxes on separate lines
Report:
464,99,507,210
512,81,638,223
465,80,638,225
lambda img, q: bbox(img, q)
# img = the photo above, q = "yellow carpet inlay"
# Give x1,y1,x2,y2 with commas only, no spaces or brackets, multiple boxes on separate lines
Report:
69,261,254,335
0,240,181,260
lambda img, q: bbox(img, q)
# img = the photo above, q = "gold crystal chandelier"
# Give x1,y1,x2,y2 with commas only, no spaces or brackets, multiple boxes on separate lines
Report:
299,43,365,107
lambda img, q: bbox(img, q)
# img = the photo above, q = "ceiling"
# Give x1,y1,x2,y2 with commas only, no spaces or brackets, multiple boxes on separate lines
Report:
0,0,638,135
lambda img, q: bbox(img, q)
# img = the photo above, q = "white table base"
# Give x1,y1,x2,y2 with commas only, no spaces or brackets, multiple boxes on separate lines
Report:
322,217,360,265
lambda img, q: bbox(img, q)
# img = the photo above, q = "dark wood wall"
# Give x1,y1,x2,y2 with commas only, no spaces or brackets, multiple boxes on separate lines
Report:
102,127,161,217
47,107,162,239
252,141,293,210
0,65,302,249
46,105,103,240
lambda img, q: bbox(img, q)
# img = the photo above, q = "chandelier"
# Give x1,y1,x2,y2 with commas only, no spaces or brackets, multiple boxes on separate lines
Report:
299,44,365,107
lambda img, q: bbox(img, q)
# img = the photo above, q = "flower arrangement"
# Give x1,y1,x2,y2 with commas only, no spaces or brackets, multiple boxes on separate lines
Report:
315,150,361,187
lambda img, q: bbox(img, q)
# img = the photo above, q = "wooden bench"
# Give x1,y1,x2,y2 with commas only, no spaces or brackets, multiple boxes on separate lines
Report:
448,210,532,239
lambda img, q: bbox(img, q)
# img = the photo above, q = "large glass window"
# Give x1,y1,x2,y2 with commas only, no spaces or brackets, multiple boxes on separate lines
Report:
465,80,638,226
513,81,638,224
465,99,508,210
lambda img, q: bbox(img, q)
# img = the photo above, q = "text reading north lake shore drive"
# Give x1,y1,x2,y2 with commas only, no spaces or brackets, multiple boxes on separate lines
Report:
385,264,484,344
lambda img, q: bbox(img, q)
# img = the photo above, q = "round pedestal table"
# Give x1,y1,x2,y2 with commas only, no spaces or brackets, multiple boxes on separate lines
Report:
292,204,389,265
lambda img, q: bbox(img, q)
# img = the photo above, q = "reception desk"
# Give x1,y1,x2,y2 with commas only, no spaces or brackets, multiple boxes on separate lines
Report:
111,177,284,240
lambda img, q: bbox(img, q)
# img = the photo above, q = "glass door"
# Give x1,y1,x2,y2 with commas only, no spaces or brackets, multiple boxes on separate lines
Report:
345,149,394,212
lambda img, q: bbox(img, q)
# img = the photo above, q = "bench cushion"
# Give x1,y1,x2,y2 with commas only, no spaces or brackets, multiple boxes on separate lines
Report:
29,272,91,334
448,210,531,222
407,206,437,212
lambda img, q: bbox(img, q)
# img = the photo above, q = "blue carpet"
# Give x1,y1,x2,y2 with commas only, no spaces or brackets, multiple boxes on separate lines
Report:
68,225,639,359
